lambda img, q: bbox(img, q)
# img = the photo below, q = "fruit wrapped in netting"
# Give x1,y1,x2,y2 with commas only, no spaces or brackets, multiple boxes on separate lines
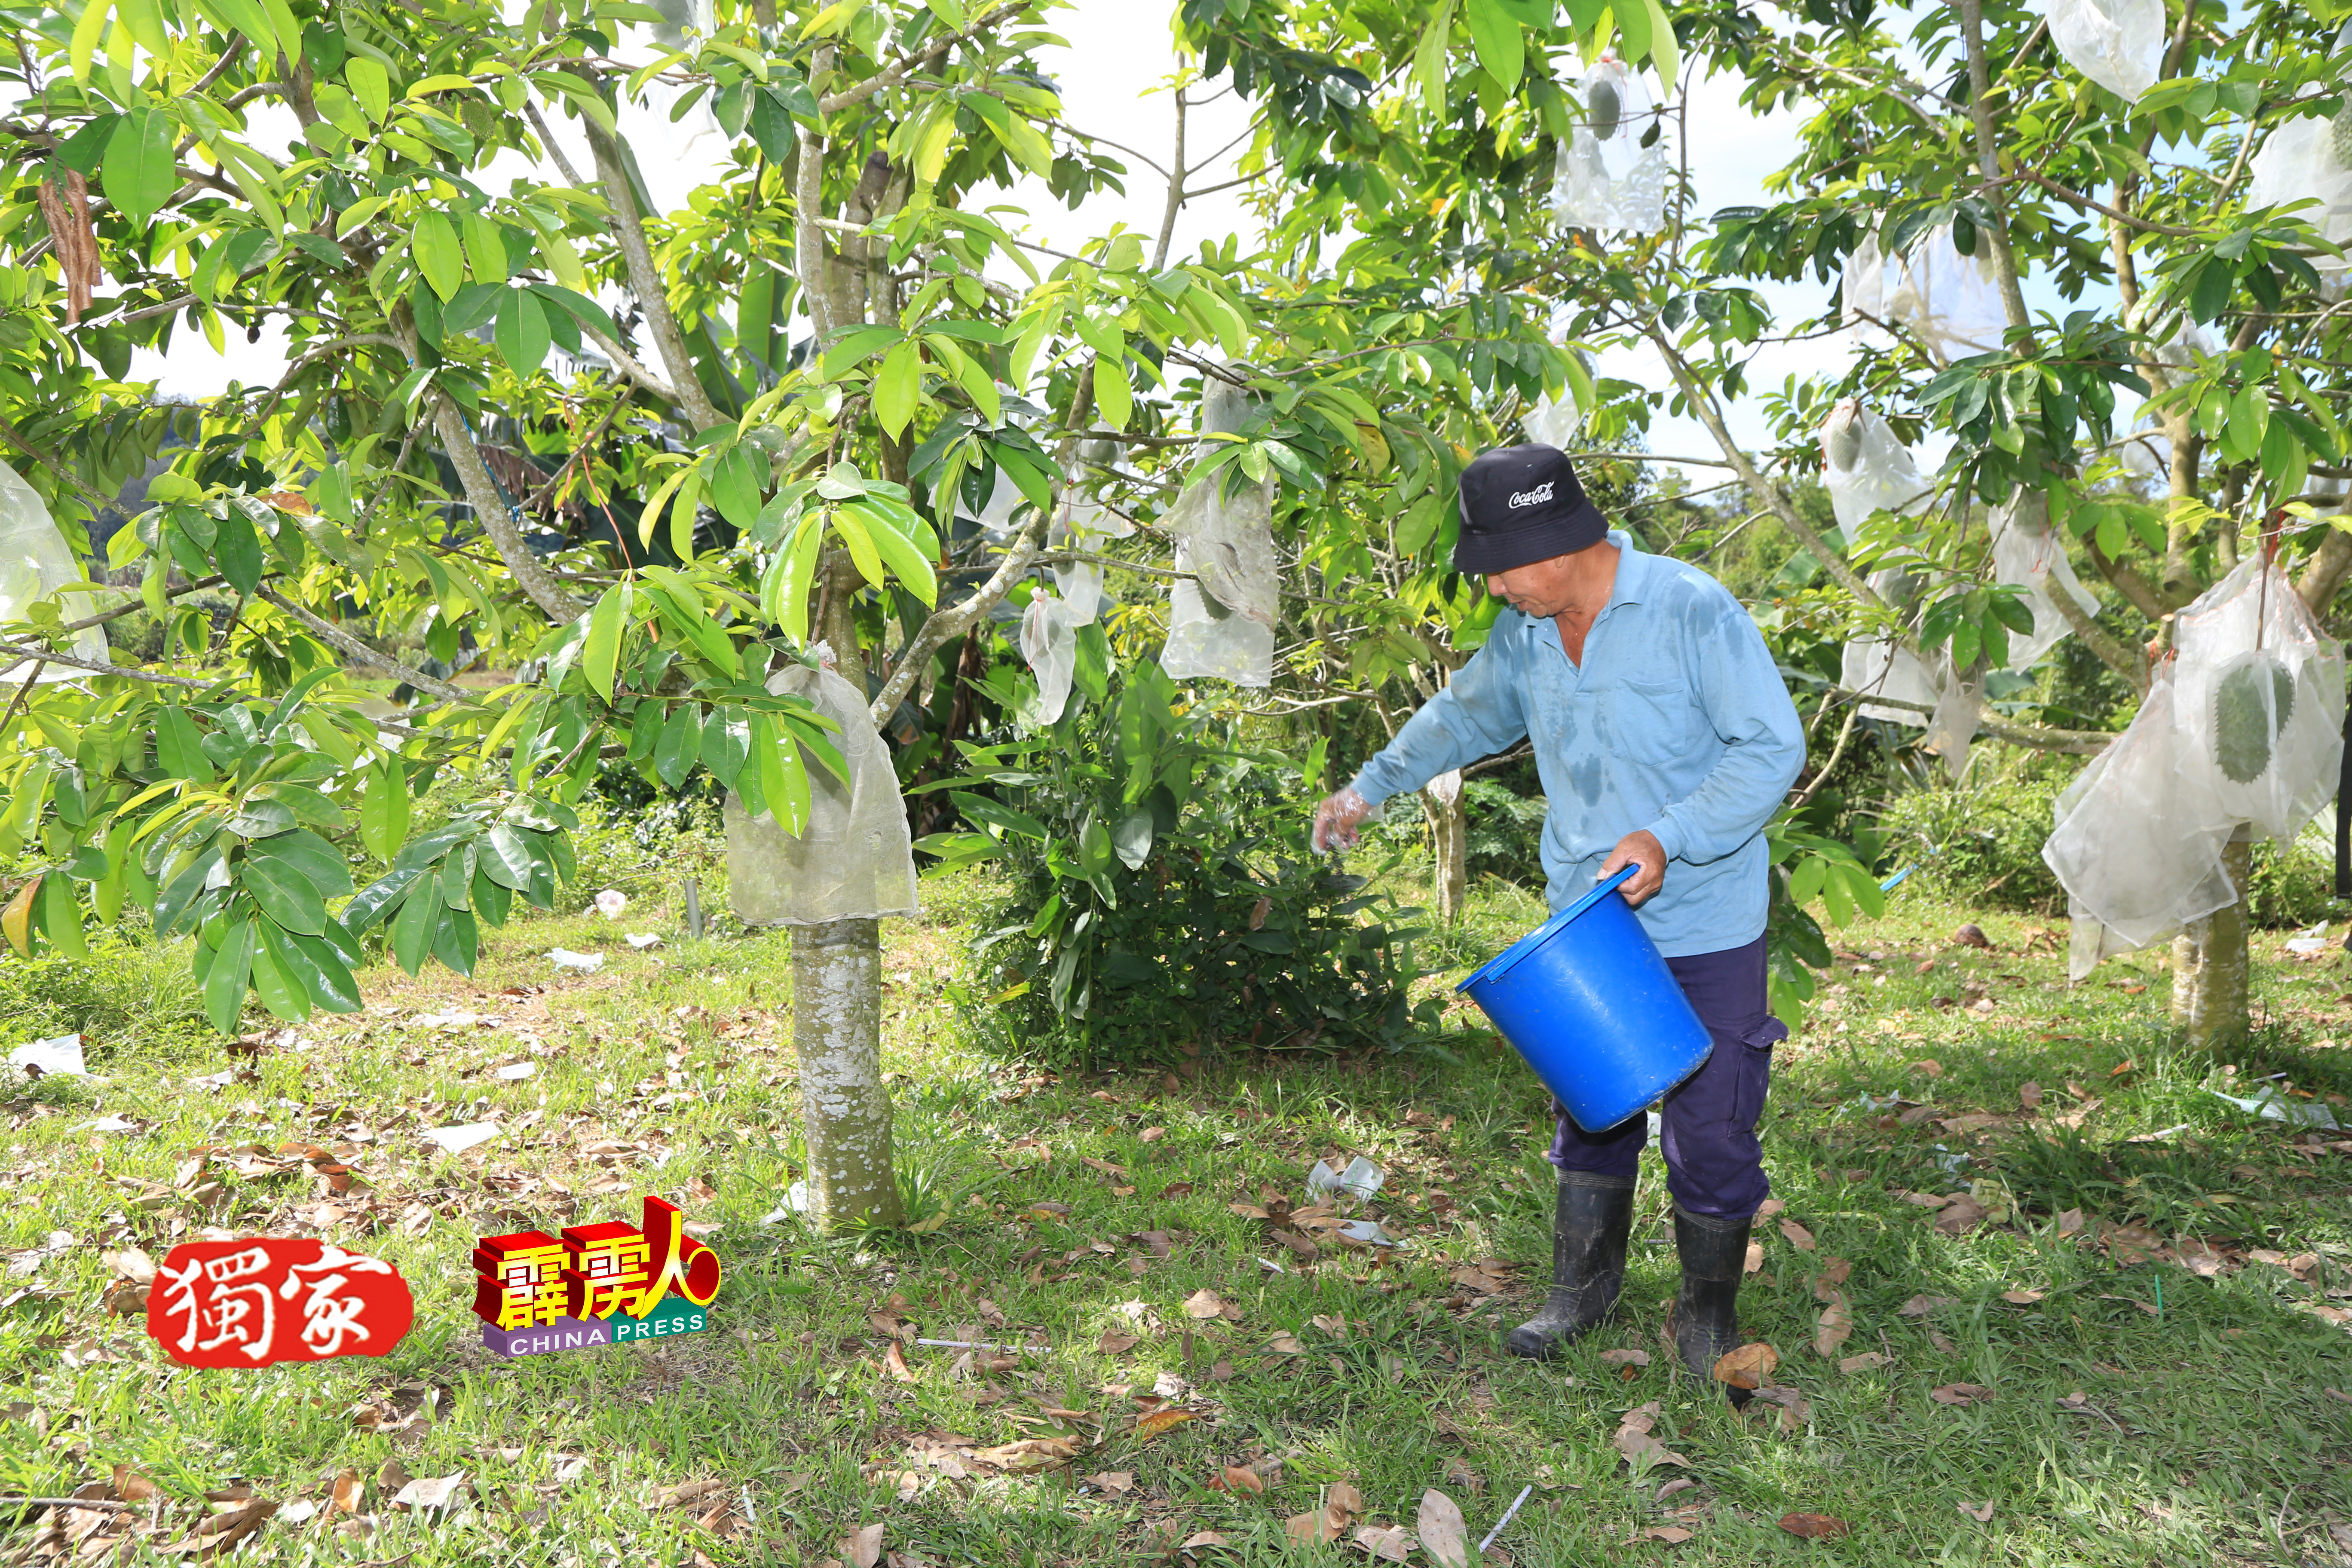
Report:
0,459,108,683
2171,557,2345,843
2045,0,2164,100
2043,559,2345,975
1818,401,1932,536
1161,373,1278,687
1547,58,1669,236
1988,492,2100,671
2043,667,2239,977
1017,491,1120,724
1843,225,2008,360
2247,107,2352,284
1840,567,1942,726
725,662,918,927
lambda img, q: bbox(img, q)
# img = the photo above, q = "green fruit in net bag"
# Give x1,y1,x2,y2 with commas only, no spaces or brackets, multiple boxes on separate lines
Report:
2333,99,2352,169
1588,78,1622,141
2213,654,2295,784
1827,414,1865,472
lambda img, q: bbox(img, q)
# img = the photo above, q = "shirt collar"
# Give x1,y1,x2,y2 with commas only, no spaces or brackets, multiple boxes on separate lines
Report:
1602,529,1650,609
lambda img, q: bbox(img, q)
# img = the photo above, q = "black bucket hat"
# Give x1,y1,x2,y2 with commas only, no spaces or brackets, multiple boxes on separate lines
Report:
1452,444,1610,574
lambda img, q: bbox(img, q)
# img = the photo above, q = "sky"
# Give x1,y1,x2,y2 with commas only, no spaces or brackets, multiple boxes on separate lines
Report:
125,0,2100,473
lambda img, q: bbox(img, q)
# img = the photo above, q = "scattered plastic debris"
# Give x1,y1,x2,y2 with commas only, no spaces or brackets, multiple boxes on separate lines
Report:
10,1034,87,1077
494,1062,538,1081
548,949,605,972
407,1011,484,1031
1337,1219,1399,1248
2286,937,2331,955
625,933,663,950
760,1182,813,1224
594,889,628,918
422,1123,502,1155
187,1070,236,1089
1856,1092,1901,1113
1306,1156,1384,1200
79,1115,137,1132
2209,1087,2341,1131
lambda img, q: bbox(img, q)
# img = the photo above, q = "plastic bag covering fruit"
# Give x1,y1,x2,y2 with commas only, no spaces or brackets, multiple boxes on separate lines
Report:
725,661,918,926
2043,559,2346,975
0,459,108,683
1548,58,1669,236
2171,557,2346,842
1161,372,1277,687
1840,567,1943,727
1843,226,2008,360
1988,492,2101,672
2045,0,2163,100
1818,401,1932,536
2246,110,2352,283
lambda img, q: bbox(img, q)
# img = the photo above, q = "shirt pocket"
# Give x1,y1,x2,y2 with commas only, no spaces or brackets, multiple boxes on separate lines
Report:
1608,678,1694,765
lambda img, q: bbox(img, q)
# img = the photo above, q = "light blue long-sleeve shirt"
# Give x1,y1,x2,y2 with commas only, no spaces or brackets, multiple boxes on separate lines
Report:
1351,532,1806,958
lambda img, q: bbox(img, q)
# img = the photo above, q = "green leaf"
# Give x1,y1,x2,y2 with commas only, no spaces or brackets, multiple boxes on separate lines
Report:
245,825,352,897
1462,0,1525,89
249,920,309,1020
582,582,628,703
1111,809,1155,870
155,704,216,785
239,850,328,936
389,876,439,975
654,703,701,788
37,871,87,959
412,211,465,303
213,508,264,596
1093,350,1133,429
495,286,551,370
432,904,480,974
281,926,363,1013
461,210,510,282
1412,0,1457,111
1638,0,1678,84
202,919,255,1033
710,444,766,531
874,338,922,439
102,104,179,232
701,707,750,793
360,760,410,860
481,821,539,889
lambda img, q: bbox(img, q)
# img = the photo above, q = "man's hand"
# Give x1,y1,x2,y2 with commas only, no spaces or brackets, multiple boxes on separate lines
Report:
1312,787,1374,852
1599,829,1667,906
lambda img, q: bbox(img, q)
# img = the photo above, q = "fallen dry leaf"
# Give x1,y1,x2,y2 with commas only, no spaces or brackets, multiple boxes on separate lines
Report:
1134,1408,1198,1441
1638,1526,1694,1544
1265,1334,1305,1354
1810,1258,1852,1300
2018,1082,2043,1111
329,1469,363,1517
2056,1208,2085,1237
1838,1352,1891,1375
1214,1466,1264,1495
1354,1524,1414,1562
1711,1342,1779,1390
1417,1488,1471,1568
1599,1348,1651,1368
1813,1298,1853,1357
1742,1240,1764,1274
1098,1331,1141,1355
1286,1505,1348,1546
1929,1383,1995,1406
840,1521,884,1568
1182,1289,1226,1320
391,1473,467,1513
1958,1500,1995,1522
1179,1531,1230,1553
1329,1482,1366,1515
1911,1058,1944,1078
884,1342,918,1383
1898,1294,1952,1318
110,1465,158,1501
1933,1198,1990,1236
1089,1471,1134,1494
1779,1513,1850,1539
1778,1219,1817,1252
2000,1289,2046,1305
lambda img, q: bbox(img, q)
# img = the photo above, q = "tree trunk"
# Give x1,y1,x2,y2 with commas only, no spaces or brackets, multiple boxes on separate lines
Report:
1423,769,1467,925
2171,830,2253,1051
791,917,903,1228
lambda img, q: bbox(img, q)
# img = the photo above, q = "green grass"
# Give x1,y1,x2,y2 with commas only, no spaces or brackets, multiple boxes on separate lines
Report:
4,864,2351,1565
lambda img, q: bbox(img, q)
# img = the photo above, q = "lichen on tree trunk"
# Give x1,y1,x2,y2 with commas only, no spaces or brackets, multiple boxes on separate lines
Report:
1423,769,1466,925
2171,831,2253,1050
791,917,903,1228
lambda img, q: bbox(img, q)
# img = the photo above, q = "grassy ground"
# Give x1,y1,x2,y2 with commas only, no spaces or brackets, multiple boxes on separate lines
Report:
4,860,2352,1566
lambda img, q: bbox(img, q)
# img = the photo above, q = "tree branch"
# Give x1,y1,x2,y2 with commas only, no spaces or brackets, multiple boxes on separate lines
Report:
1828,687,2112,753
429,393,586,623
581,322,680,402
0,640,210,689
817,0,1038,116
1953,0,2034,334
574,89,722,432
254,588,473,704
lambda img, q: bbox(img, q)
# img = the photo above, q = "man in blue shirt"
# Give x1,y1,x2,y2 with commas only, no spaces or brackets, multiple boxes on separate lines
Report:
1314,445,1805,1396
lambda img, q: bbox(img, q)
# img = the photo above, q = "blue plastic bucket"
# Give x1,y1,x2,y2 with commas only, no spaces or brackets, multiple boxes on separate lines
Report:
1455,864,1715,1132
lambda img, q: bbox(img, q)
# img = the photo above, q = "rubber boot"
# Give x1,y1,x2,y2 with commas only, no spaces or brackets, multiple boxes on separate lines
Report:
1503,1171,1635,1360
1669,1206,1755,1406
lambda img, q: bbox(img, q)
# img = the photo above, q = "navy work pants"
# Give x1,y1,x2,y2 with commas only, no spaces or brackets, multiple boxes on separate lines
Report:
1546,933,1784,1220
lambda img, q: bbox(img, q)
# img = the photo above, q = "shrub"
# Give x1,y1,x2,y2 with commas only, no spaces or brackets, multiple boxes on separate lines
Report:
927,661,1439,1070
0,928,212,1063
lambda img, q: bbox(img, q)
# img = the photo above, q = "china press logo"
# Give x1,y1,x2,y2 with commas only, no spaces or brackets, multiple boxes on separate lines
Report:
472,1195,720,1358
